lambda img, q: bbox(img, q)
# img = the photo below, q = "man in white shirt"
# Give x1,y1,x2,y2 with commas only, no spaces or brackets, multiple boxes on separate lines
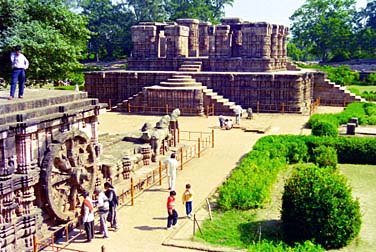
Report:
233,105,243,125
166,152,178,191
94,188,110,238
9,45,29,100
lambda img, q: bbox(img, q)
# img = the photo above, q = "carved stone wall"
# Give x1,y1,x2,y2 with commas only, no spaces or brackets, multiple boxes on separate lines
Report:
85,71,316,113
0,90,104,251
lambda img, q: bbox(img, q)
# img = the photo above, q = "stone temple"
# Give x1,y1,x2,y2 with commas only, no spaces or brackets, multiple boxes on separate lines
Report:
85,18,364,116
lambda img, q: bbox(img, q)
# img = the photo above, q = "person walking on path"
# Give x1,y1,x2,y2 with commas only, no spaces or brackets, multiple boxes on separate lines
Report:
167,190,178,230
218,115,225,128
104,182,119,231
94,188,110,238
81,191,94,242
166,152,178,191
182,184,194,218
9,45,29,100
233,105,243,125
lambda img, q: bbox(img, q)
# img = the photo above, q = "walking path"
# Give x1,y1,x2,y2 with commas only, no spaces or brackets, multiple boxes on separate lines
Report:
64,108,342,252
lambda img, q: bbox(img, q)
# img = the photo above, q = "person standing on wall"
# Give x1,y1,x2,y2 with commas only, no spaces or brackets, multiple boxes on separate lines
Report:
104,182,119,231
81,191,95,242
166,152,178,191
9,45,29,100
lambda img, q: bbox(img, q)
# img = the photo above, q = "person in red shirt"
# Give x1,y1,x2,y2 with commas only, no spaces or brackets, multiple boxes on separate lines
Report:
166,190,178,230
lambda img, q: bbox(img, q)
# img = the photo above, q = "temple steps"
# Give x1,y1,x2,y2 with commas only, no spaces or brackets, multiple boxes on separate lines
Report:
178,61,202,72
316,78,366,106
203,87,239,116
159,75,202,87
0,90,104,131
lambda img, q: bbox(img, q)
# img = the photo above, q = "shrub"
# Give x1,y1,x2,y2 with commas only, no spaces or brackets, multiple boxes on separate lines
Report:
281,164,361,249
368,71,376,85
311,121,338,137
312,145,337,169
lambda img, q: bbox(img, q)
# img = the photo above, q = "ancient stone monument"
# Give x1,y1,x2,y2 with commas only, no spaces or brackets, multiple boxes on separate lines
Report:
85,18,364,115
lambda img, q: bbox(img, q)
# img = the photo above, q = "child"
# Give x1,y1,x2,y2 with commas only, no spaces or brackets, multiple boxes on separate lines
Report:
182,184,194,218
167,190,178,229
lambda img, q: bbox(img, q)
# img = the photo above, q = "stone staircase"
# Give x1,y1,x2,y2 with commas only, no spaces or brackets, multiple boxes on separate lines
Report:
0,90,104,132
178,61,202,72
314,77,366,106
202,87,237,116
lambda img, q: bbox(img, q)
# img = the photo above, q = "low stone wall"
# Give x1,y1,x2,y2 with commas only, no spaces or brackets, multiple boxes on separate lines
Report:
85,70,314,113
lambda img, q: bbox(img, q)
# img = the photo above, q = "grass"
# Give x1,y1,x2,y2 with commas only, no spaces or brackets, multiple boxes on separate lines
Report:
196,164,376,251
347,85,376,93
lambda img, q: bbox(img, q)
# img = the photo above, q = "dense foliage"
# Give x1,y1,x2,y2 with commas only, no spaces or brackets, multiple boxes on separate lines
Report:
289,0,376,62
0,0,89,83
308,102,376,127
282,164,361,249
312,145,338,169
311,121,339,137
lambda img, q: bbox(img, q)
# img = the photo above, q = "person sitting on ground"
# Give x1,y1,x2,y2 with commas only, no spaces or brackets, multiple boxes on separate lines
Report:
224,118,233,130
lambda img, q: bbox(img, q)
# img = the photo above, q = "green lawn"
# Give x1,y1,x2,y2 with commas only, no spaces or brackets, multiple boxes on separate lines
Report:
196,164,376,251
347,85,376,93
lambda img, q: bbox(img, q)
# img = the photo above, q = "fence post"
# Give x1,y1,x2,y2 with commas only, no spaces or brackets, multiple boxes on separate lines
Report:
159,161,162,186
122,189,125,204
102,245,106,252
65,224,69,242
211,129,214,148
177,128,180,143
166,104,169,114
282,102,285,113
127,103,131,113
180,150,183,170
33,235,38,252
198,138,201,158
131,177,134,206
152,170,155,183
257,101,259,113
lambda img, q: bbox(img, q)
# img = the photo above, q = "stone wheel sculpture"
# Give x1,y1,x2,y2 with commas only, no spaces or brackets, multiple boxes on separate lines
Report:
41,130,97,222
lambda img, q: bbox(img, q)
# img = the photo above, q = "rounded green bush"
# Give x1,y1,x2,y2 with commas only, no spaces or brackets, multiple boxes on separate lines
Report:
313,145,338,169
281,164,361,249
311,121,338,137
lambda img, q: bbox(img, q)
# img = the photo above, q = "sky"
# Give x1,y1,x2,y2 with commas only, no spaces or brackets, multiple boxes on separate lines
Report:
224,0,368,27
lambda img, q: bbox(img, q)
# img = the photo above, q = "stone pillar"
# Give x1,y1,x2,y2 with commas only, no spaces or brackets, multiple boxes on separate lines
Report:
177,19,199,57
165,25,189,59
131,25,158,59
277,25,285,58
241,23,256,57
214,25,231,57
15,133,32,174
255,22,272,58
198,22,211,56
271,24,279,58
208,25,216,57
159,31,166,58
282,26,289,57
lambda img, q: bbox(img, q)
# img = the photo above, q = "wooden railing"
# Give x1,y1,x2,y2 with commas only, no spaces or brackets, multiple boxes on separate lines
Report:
125,103,215,117
310,97,321,115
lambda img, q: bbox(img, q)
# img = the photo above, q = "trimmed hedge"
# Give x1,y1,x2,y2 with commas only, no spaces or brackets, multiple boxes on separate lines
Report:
308,102,376,127
281,164,361,249
311,121,339,137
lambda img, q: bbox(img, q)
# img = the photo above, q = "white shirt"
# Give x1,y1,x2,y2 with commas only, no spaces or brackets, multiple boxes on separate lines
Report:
97,192,109,210
166,157,178,177
234,105,242,115
10,52,29,69
83,197,94,223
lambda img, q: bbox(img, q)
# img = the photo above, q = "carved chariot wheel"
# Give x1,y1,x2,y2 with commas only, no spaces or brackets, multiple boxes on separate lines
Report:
41,130,97,222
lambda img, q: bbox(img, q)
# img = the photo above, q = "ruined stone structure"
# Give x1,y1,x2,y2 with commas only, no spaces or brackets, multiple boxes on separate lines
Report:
85,18,364,115
0,90,104,251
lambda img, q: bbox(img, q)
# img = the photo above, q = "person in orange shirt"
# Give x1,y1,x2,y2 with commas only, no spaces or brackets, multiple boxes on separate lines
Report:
166,190,178,230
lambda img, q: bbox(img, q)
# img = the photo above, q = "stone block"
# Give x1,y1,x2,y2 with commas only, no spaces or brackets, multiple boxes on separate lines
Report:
347,123,356,135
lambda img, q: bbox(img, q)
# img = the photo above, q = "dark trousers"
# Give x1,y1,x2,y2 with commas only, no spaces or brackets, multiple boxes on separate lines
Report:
167,209,178,228
185,201,192,216
10,69,25,98
84,221,94,241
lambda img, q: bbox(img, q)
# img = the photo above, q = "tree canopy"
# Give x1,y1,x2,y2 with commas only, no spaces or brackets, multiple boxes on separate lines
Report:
0,0,89,82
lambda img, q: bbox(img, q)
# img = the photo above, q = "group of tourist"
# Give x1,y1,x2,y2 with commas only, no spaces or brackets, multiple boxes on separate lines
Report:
81,182,119,242
165,152,194,230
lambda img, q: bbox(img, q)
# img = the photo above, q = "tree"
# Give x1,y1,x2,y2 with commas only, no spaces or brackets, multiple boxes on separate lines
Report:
80,0,135,61
126,0,167,22
290,0,357,62
0,0,89,83
166,0,233,23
